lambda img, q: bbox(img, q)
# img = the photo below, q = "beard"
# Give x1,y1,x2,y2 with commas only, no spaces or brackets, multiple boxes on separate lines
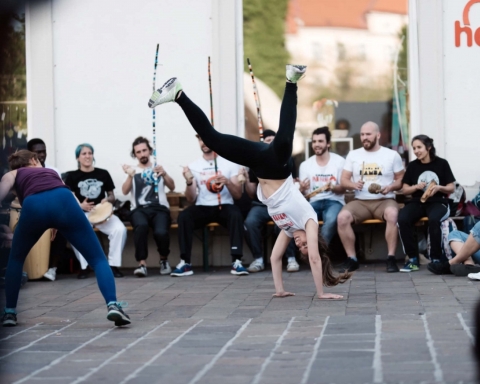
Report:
202,146,213,154
314,147,327,156
139,156,149,165
362,137,377,150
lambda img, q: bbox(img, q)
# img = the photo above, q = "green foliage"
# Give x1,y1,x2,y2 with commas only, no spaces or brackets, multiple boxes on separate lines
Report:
243,0,290,97
397,24,408,82
0,12,26,101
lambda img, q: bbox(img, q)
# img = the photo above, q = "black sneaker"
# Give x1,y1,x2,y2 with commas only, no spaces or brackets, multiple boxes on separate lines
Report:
111,266,124,278
77,268,90,279
450,264,480,277
427,260,452,275
338,258,359,273
107,302,131,326
386,256,399,273
2,312,17,327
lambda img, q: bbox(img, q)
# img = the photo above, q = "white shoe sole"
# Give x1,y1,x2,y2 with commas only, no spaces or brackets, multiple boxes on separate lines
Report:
170,271,194,277
467,273,480,280
134,271,147,277
231,270,249,275
247,266,264,273
160,269,172,275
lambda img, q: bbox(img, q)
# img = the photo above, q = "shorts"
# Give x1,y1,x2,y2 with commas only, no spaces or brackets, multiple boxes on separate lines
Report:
341,198,399,224
448,224,480,264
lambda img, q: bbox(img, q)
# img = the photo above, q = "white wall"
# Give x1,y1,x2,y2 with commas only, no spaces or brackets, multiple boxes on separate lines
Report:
410,0,480,191
26,0,243,196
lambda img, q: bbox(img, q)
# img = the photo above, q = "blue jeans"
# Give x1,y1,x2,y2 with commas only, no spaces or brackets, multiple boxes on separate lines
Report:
5,188,116,310
448,226,480,264
244,202,296,260
310,199,343,245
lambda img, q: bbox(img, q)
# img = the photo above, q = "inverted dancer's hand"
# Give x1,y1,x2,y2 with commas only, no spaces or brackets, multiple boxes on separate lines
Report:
273,291,295,298
317,293,343,300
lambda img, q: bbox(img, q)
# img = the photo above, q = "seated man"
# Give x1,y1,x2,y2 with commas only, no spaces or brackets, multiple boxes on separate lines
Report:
243,129,300,273
27,138,66,281
337,122,404,273
122,136,175,277
172,134,245,276
65,143,127,279
299,127,345,246
438,221,480,277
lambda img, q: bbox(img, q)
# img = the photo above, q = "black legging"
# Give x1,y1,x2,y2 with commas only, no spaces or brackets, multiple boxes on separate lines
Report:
397,200,450,260
176,82,297,180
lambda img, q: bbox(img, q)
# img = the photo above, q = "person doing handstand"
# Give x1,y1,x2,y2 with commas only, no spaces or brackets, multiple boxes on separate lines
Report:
148,65,351,299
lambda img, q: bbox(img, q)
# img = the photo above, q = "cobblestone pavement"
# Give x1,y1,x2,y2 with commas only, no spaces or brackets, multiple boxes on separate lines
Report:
0,264,478,384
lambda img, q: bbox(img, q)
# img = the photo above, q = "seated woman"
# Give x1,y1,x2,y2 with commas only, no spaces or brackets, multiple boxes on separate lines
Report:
397,135,455,273
0,150,130,327
148,65,351,299
444,221,480,277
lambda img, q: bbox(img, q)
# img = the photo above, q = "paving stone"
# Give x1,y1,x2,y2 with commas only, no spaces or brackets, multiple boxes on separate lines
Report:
1,265,477,384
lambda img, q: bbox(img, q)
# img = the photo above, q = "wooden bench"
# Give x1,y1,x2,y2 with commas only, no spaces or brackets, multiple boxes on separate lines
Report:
95,216,466,272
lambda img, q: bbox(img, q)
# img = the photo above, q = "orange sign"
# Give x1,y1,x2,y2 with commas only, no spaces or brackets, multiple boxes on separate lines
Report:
455,0,480,46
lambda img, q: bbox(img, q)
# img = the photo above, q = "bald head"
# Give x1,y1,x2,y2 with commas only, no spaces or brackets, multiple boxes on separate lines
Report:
361,121,379,134
360,121,380,151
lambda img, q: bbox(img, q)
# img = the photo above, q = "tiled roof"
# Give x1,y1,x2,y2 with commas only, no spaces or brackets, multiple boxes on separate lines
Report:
286,0,408,33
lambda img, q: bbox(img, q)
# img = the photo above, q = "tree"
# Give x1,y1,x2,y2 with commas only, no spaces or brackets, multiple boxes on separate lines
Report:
243,0,290,97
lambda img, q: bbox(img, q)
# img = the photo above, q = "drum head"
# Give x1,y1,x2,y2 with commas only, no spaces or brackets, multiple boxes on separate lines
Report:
88,202,113,224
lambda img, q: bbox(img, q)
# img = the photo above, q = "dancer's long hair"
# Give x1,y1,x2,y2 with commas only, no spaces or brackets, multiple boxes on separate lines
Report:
298,229,352,287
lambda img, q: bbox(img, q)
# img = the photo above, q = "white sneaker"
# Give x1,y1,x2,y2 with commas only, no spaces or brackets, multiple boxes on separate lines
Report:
467,272,480,280
148,77,183,108
134,265,147,277
231,260,249,276
286,65,307,83
287,259,300,272
43,267,57,281
247,259,265,273
160,260,171,275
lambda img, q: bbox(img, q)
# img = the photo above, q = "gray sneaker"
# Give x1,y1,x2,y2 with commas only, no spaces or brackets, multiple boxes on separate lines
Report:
148,77,183,108
160,260,171,275
247,259,265,273
286,65,307,83
134,265,147,277
450,263,480,277
2,312,17,327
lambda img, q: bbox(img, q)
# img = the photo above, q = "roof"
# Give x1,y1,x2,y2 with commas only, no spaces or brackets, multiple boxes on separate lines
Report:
286,0,408,34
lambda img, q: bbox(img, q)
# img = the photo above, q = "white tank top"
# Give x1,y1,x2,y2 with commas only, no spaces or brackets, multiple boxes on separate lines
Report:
257,175,318,237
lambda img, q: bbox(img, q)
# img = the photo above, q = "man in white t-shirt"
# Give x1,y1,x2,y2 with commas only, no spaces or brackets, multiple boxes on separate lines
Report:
172,134,246,277
299,127,345,245
338,121,404,273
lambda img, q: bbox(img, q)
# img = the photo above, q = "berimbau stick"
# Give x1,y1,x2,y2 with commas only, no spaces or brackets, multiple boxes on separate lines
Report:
152,44,159,197
246,58,264,142
208,57,222,210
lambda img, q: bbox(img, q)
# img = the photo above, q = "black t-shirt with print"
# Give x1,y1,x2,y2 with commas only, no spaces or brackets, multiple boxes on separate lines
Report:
65,168,115,205
402,157,455,202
